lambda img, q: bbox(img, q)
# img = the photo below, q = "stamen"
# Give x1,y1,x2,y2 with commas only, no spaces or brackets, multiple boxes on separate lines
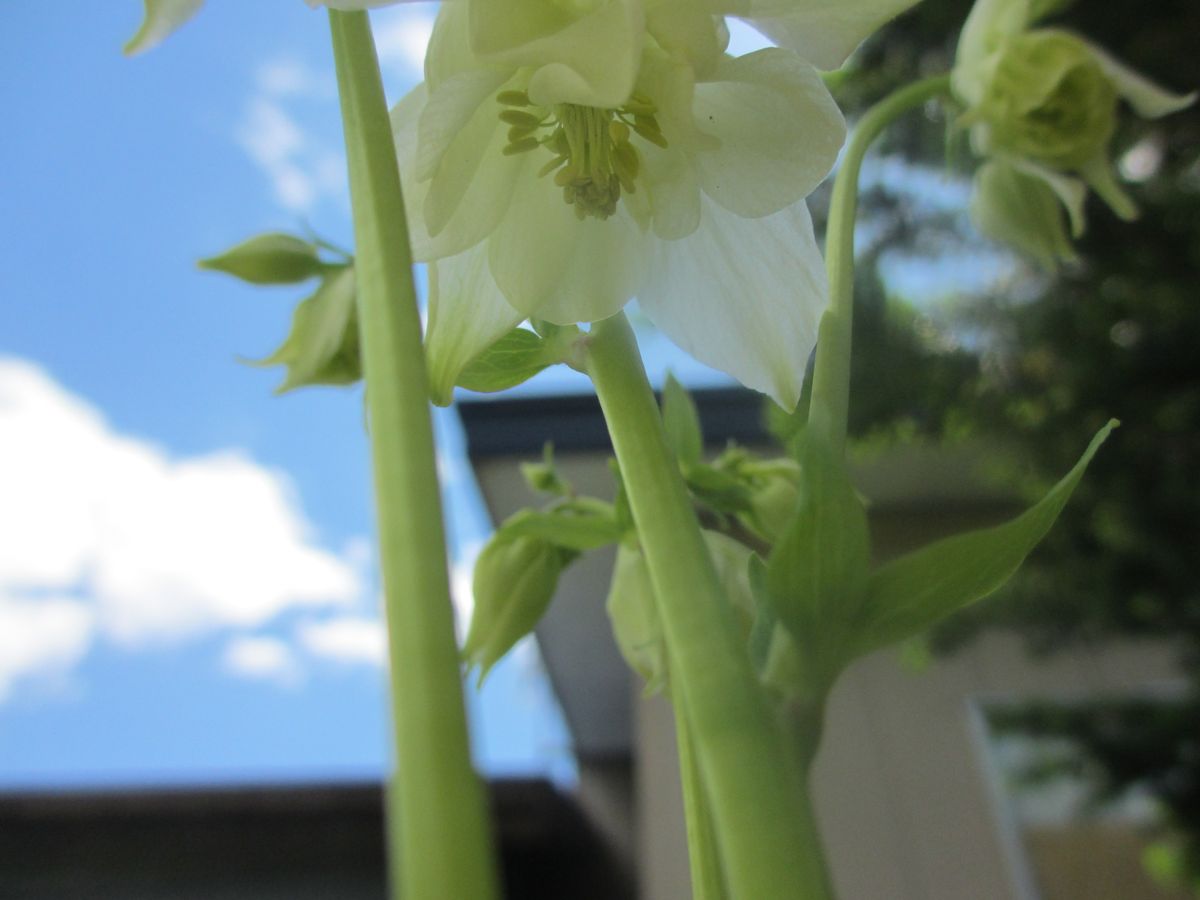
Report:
495,89,670,221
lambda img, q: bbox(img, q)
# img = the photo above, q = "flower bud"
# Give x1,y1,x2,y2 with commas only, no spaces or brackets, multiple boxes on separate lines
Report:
977,31,1117,170
606,543,667,694
464,534,566,683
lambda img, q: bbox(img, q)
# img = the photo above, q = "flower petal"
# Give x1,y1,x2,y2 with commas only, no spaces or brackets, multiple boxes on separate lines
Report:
731,0,923,71
416,69,509,182
970,161,1077,269
468,0,643,107
639,195,826,409
1079,154,1138,222
123,0,205,56
953,0,1031,104
1008,156,1088,236
691,49,845,218
425,244,524,406
486,161,647,324
1079,39,1198,119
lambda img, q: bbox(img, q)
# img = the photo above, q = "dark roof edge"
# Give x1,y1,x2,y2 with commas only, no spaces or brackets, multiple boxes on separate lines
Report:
458,388,770,459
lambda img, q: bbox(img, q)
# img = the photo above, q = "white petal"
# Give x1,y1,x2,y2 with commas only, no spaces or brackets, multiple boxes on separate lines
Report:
691,49,845,218
639,196,826,409
733,0,923,71
469,0,644,108
425,245,524,406
391,83,438,260
123,0,205,55
416,69,509,181
424,1,480,90
486,162,647,324
1080,39,1198,119
641,143,703,240
420,81,524,257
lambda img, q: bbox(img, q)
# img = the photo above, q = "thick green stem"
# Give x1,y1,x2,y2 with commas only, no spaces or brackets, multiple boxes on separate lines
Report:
807,75,953,452
586,313,830,899
328,12,498,900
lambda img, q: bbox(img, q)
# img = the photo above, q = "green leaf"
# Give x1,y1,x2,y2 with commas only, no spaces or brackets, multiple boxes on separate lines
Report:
855,420,1117,656
500,506,623,552
457,328,558,394
252,266,361,393
685,463,754,514
662,374,703,466
464,535,567,684
765,435,871,653
199,233,325,285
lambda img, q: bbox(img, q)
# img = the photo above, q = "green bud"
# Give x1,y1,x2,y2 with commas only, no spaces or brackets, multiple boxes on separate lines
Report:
971,161,1078,269
252,266,361,393
979,30,1117,170
606,543,667,695
744,458,802,542
199,233,325,285
464,534,567,683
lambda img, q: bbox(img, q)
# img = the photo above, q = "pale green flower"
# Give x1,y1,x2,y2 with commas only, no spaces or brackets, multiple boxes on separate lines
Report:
124,0,421,55
953,0,1195,266
713,0,925,71
403,3,848,408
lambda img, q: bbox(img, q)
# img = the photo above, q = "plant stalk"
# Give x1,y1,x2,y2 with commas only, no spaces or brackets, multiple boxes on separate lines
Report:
586,312,831,899
807,74,953,452
328,11,499,900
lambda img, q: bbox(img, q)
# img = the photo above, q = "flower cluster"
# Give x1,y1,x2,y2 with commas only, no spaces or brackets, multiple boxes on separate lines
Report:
952,0,1195,267
405,0,918,408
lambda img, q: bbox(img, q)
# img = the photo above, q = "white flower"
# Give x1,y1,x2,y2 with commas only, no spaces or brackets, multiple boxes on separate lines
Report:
124,0,415,55
953,0,1196,265
405,2,847,408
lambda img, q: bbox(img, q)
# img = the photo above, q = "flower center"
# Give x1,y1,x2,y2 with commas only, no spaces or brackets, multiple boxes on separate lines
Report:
497,90,668,221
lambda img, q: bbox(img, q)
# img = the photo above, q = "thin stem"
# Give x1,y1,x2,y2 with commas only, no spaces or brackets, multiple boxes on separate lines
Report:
807,74,953,452
586,313,831,900
673,692,728,900
328,12,498,900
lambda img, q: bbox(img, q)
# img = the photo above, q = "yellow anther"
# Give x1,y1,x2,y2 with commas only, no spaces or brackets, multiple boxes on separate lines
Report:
496,90,531,107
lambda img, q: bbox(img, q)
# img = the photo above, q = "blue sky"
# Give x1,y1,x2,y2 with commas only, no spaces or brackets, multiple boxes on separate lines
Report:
0,1,588,789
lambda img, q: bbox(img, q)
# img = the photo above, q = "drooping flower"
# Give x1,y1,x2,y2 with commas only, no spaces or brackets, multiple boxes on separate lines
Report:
405,1,848,408
123,0,421,55
952,0,1195,267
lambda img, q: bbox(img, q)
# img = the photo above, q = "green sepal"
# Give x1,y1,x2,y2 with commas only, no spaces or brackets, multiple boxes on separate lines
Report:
199,233,326,285
661,374,703,467
499,503,623,552
457,325,579,394
251,266,361,393
684,463,755,516
853,420,1117,657
520,443,572,497
464,533,570,684
606,542,668,695
765,434,871,659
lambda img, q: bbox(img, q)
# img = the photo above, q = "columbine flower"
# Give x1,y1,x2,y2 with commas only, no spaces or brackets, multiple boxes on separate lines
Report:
124,0,416,55
952,0,1195,266
406,1,849,408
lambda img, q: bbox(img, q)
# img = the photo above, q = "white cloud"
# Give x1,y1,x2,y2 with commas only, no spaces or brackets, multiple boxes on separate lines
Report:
222,635,301,687
235,97,345,214
0,357,362,699
0,596,94,703
297,616,387,667
373,4,437,77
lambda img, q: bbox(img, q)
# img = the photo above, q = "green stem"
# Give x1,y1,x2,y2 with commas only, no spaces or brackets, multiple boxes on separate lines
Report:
673,693,727,900
586,313,830,900
807,74,953,452
328,12,498,900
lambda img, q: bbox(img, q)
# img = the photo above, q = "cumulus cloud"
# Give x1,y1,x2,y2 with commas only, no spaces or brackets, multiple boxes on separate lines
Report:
222,635,302,687
297,616,387,667
235,61,345,214
0,357,362,700
0,596,94,703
